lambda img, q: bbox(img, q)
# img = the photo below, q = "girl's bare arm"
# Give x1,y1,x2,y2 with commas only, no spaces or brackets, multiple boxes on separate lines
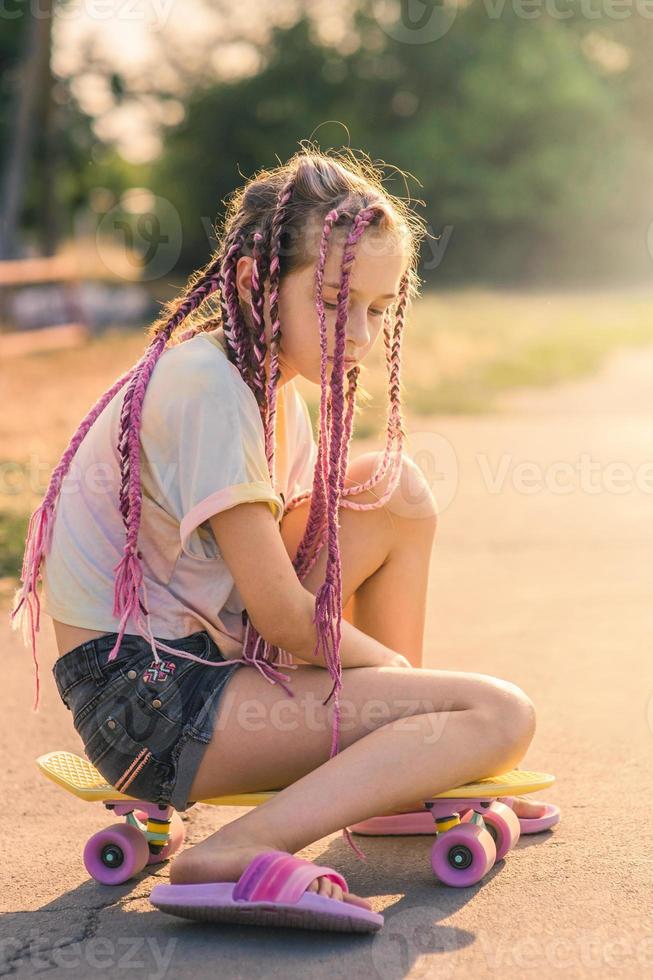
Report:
208,502,410,670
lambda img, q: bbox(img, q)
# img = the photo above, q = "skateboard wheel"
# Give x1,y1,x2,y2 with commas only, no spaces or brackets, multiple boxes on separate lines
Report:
431,823,496,887
460,801,520,861
135,810,186,865
84,823,150,885
483,801,520,859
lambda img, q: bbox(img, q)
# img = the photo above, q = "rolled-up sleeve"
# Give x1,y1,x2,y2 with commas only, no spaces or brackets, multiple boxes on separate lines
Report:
140,343,284,562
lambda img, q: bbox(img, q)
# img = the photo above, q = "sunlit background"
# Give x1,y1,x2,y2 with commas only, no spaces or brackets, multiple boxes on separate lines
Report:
2,0,653,585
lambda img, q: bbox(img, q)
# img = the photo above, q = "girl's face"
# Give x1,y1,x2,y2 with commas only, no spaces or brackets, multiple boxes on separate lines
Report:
234,228,409,387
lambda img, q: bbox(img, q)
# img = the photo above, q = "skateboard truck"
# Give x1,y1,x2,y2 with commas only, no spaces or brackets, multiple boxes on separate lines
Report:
104,801,177,855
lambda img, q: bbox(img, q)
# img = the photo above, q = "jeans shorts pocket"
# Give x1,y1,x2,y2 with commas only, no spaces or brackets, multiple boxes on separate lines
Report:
82,714,169,798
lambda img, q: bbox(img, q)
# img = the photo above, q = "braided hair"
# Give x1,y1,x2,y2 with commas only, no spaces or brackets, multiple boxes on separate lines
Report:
11,146,426,852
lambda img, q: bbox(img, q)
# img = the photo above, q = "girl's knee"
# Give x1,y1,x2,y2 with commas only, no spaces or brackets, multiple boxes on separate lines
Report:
388,453,439,521
346,450,439,521
476,676,537,759
504,683,537,749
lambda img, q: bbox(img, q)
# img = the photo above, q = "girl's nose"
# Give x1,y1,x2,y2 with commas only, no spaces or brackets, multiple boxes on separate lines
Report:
345,308,370,351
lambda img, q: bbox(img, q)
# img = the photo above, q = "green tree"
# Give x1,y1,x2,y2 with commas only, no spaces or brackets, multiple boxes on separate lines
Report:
0,2,111,258
151,7,629,283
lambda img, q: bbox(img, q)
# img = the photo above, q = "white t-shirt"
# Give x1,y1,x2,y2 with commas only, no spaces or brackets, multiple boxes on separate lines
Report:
41,332,318,658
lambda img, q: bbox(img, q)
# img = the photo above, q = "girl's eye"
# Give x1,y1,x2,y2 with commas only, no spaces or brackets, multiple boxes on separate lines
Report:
323,301,384,317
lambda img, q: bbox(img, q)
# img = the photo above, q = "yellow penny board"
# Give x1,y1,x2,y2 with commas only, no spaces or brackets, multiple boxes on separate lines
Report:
37,750,554,807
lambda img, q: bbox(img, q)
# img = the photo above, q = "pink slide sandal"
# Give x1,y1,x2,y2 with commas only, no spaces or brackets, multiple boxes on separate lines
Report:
350,797,560,836
149,849,384,933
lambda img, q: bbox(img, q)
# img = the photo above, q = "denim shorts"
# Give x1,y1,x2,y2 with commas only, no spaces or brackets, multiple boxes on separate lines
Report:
52,630,245,812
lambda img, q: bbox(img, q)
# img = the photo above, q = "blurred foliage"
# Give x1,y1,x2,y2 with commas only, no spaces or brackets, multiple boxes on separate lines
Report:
150,2,647,285
3,1,653,282
0,509,28,579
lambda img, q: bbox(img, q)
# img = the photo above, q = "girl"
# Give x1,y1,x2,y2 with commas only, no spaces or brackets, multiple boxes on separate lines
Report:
12,147,552,932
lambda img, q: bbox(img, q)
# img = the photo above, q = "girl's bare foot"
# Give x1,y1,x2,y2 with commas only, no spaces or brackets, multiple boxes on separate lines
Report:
169,837,373,911
508,796,548,819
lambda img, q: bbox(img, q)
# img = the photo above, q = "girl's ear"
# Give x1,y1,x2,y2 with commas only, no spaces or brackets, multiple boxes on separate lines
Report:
235,254,255,304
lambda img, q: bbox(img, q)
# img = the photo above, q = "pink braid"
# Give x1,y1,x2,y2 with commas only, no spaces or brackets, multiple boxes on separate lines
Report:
265,178,294,482
290,208,338,578
220,233,250,378
108,259,226,664
9,363,141,710
311,206,381,754
248,231,270,416
339,270,409,510
235,183,305,687
286,270,410,523
304,207,384,863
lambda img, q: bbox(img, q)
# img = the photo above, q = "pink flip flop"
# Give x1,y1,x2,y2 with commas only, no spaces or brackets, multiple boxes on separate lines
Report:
149,849,384,933
350,798,560,836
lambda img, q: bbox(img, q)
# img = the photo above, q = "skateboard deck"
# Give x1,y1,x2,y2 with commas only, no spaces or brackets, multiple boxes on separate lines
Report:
36,750,556,888
37,749,554,805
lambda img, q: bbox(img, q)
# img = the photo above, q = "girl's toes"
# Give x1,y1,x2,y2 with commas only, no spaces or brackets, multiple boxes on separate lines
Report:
317,877,343,902
343,892,373,910
328,881,344,902
309,875,372,909
511,796,547,818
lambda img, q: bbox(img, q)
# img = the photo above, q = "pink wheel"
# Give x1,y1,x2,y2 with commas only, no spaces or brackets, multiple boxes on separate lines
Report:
483,801,521,859
83,823,150,885
134,810,186,865
461,802,520,860
431,823,496,887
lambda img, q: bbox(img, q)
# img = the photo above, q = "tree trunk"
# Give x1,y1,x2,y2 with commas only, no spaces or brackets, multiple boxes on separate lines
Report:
0,1,54,260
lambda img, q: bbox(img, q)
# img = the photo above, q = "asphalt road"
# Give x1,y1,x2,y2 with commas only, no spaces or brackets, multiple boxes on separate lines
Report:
2,342,652,979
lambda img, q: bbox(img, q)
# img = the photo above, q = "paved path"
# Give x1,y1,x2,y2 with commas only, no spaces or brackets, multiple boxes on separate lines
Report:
2,343,652,978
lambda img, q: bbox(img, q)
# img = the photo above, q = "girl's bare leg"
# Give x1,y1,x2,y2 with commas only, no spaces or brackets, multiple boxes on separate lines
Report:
342,509,436,666
172,663,535,907
169,453,538,906
336,452,548,823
